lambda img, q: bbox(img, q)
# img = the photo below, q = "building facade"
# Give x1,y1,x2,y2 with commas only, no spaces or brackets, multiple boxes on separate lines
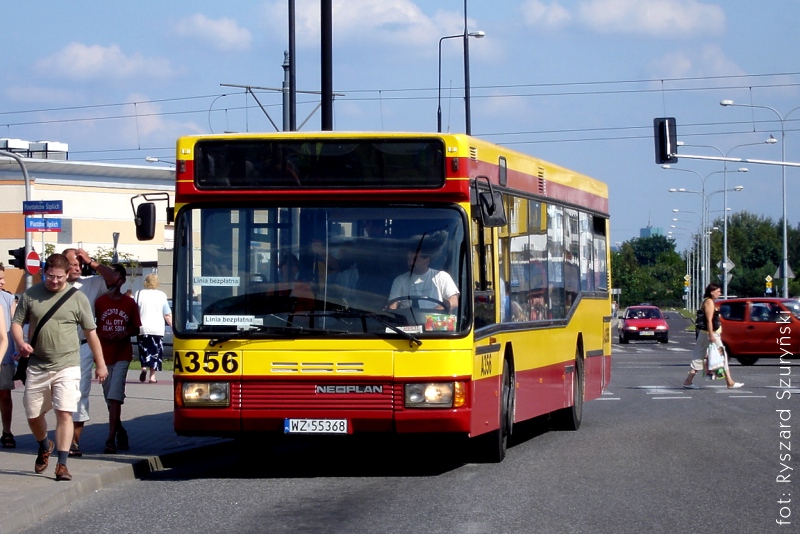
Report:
0,153,174,294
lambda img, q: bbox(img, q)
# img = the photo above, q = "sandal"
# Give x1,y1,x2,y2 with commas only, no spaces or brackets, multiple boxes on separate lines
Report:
139,370,147,383
104,440,117,454
68,443,83,457
116,427,129,451
1,432,15,449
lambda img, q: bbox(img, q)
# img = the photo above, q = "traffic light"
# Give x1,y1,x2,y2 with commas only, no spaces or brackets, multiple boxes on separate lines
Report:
8,247,24,269
653,117,678,164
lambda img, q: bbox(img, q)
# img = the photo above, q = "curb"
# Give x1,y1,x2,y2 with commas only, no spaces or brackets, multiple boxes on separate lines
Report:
1,440,231,534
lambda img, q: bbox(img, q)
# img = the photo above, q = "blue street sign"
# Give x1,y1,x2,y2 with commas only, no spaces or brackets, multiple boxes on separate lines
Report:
22,200,63,215
25,217,62,232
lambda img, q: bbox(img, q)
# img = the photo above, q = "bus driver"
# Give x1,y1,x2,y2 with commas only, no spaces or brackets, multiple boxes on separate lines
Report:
387,246,459,312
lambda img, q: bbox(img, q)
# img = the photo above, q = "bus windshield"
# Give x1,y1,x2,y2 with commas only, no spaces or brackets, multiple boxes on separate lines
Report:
173,205,469,340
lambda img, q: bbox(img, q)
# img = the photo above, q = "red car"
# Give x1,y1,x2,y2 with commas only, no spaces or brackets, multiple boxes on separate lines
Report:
618,305,669,344
718,297,800,365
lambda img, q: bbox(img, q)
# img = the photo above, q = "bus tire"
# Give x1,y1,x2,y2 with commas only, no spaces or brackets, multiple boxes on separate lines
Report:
472,360,511,463
551,347,583,431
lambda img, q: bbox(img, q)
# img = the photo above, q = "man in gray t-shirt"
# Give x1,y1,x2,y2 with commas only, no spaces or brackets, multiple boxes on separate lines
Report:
12,253,108,481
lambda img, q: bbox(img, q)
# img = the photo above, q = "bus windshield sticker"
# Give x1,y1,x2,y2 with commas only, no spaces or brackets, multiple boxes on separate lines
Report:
203,315,256,326
388,325,423,334
193,276,241,286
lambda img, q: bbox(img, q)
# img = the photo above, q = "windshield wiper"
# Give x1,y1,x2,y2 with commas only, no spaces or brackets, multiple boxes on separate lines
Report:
307,310,422,347
208,324,347,346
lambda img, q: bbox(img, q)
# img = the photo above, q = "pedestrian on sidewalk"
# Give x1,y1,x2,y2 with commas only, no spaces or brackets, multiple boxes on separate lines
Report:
95,264,140,454
0,263,17,448
11,253,108,481
683,283,743,390
63,248,120,457
135,274,171,384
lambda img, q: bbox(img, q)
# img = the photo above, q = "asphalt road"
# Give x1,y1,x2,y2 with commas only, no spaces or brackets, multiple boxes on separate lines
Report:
19,315,798,534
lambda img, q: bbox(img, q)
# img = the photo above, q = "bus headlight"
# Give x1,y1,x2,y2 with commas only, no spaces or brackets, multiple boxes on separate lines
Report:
405,382,465,408
182,382,230,406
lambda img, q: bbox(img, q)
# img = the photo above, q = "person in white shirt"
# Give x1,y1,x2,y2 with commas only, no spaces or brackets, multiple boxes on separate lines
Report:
135,274,172,384
388,247,459,312
63,248,120,457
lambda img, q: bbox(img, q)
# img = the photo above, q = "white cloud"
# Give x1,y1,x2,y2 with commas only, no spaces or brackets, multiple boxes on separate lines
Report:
120,95,206,147
262,0,446,48
521,0,572,29
649,44,744,79
33,42,172,81
519,0,725,37
175,14,252,51
577,0,726,37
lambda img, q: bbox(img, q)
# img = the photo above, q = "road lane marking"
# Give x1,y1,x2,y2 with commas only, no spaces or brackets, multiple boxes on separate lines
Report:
637,386,685,395
766,387,800,394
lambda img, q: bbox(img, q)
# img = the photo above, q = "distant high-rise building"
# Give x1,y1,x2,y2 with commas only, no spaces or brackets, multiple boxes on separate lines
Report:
640,214,664,238
640,226,664,238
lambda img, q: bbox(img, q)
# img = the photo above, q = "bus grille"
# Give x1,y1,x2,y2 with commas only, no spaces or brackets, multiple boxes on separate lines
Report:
269,361,365,373
236,381,399,411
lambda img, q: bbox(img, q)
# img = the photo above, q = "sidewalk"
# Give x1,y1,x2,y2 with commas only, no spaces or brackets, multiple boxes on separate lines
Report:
0,370,228,534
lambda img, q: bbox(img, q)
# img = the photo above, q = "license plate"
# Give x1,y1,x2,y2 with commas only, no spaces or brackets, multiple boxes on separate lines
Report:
639,331,654,336
284,418,348,434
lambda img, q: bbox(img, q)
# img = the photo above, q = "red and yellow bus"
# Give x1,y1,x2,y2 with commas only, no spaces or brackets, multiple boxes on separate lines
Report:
137,132,611,462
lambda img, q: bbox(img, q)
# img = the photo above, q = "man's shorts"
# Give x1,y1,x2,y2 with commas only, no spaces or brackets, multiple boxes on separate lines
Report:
102,360,130,404
23,366,81,419
0,363,15,391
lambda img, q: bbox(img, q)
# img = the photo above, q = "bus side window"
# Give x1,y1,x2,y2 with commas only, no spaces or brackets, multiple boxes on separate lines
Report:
473,221,496,328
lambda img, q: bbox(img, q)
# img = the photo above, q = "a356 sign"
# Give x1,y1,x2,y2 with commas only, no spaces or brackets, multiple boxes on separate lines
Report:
173,350,240,374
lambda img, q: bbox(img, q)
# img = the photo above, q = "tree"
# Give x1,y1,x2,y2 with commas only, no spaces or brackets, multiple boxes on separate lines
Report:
611,235,684,307
92,246,141,287
709,211,787,297
628,235,676,266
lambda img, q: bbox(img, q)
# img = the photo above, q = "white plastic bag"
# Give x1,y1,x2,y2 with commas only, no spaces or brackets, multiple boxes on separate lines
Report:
706,343,726,371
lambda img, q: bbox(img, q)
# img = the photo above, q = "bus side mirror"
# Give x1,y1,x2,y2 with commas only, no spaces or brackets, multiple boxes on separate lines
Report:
130,192,172,241
135,202,157,241
472,175,507,228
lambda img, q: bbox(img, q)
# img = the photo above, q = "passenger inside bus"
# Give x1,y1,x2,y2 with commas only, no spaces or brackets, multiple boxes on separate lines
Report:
387,244,459,312
275,253,314,311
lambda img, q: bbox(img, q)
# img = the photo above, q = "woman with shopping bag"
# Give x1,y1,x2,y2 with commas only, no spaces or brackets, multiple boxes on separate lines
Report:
683,283,744,390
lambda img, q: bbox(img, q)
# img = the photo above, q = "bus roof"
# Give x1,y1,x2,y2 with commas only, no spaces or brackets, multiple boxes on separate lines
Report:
175,132,608,215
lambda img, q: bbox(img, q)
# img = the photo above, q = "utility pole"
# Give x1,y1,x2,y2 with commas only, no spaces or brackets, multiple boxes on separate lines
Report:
320,0,333,130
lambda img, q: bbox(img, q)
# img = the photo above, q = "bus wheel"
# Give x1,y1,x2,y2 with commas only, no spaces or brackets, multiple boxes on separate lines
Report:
551,348,583,431
473,361,511,463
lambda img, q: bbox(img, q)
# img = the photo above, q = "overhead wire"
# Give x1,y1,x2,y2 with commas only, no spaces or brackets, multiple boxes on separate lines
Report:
2,71,799,160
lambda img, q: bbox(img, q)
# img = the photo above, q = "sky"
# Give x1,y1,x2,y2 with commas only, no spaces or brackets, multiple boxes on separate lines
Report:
2,0,800,250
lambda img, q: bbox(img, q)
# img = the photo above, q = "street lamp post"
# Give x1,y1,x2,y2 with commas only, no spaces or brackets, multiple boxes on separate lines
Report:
668,184,744,292
663,166,747,292
0,150,33,288
669,226,699,310
671,212,700,309
437,30,485,134
679,137,774,297
721,100,800,297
